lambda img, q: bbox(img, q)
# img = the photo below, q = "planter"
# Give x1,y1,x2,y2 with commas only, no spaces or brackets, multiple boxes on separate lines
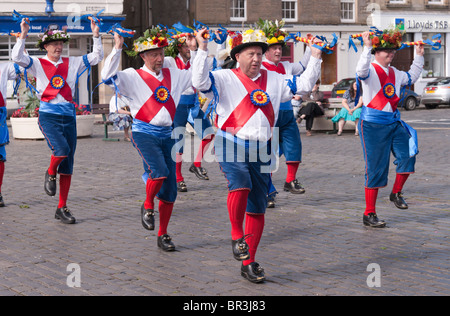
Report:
10,117,44,140
76,114,95,137
10,114,95,140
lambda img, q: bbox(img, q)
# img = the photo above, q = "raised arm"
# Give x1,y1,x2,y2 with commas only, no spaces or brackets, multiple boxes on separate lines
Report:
12,19,32,69
85,20,103,66
101,32,123,81
401,44,424,86
355,31,373,80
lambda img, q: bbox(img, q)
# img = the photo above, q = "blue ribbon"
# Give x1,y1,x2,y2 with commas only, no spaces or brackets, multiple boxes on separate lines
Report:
361,106,418,157
202,72,219,119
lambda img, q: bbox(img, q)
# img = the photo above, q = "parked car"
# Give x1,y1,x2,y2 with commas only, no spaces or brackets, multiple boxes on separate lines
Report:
331,78,421,110
331,78,354,98
421,77,450,109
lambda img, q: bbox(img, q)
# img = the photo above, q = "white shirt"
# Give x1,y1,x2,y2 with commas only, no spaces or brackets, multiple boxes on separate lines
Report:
261,46,312,76
0,63,18,104
101,48,193,127
192,48,322,142
356,46,424,112
12,37,104,104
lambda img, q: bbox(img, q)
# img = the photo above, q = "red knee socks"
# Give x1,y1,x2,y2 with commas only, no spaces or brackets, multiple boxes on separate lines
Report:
0,161,4,192
243,214,265,266
58,174,72,208
176,153,184,183
227,190,249,240
194,135,214,168
144,179,164,210
158,200,173,237
48,155,66,176
286,162,299,183
364,188,378,216
392,174,410,194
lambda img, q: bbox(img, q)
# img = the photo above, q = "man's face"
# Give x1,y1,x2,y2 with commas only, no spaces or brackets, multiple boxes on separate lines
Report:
376,49,396,66
178,42,191,61
265,44,283,64
44,41,64,60
235,46,263,78
141,48,165,74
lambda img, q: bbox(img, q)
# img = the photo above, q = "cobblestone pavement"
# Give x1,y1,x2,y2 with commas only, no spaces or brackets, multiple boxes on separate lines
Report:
0,107,448,296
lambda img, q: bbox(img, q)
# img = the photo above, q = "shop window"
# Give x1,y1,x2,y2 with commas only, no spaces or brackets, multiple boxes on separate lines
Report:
422,33,445,78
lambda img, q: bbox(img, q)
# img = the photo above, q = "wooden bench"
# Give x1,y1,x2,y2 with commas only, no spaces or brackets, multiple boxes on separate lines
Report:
310,97,355,133
91,104,120,141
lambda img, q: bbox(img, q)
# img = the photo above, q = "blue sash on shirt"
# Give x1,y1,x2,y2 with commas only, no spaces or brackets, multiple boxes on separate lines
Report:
361,106,418,157
280,100,293,111
39,101,76,117
132,118,173,138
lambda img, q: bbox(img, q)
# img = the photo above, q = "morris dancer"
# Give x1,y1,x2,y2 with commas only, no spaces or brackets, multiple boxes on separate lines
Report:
356,30,424,227
259,20,312,206
164,30,215,192
0,61,22,207
13,19,103,224
101,27,197,251
192,28,322,283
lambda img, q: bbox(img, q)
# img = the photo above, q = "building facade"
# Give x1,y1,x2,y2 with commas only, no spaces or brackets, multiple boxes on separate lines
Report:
0,0,125,105
189,0,449,93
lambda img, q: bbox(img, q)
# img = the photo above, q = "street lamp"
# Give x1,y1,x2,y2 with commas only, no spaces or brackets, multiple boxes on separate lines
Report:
45,0,55,17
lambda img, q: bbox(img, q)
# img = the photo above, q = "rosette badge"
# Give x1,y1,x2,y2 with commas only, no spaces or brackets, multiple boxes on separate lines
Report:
50,75,65,89
251,89,270,106
154,86,170,103
383,83,396,99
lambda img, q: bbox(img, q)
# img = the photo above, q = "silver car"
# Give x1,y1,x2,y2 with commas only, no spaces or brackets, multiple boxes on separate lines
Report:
421,77,450,109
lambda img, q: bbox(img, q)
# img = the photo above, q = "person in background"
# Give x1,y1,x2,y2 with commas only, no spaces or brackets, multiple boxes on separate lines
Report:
297,79,325,136
331,80,363,136
109,94,132,141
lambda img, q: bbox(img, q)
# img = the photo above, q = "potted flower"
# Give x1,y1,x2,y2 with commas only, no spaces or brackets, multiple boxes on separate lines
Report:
10,93,44,139
10,97,95,139
75,103,95,137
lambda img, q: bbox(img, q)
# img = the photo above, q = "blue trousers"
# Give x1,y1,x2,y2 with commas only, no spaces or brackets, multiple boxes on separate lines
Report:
276,109,302,162
131,131,177,203
38,112,77,175
359,119,415,188
0,107,8,161
215,133,271,214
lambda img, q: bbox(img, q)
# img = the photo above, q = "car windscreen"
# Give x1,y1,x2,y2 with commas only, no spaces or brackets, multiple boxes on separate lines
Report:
335,79,354,89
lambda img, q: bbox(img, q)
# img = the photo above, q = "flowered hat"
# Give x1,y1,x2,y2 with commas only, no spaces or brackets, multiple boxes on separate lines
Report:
128,26,170,57
165,22,195,58
229,29,268,61
37,28,71,50
257,19,288,47
370,27,404,54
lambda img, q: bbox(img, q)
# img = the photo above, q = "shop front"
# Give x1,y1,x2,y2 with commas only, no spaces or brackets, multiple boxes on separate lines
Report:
0,12,124,106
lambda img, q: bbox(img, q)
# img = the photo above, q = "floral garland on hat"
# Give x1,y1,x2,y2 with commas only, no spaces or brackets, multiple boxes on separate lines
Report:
37,29,71,50
371,27,404,51
127,26,170,57
256,19,288,45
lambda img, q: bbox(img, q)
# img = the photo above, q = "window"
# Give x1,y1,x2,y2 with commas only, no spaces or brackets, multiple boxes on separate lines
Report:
341,0,356,23
282,0,297,22
428,0,444,4
230,0,246,22
422,33,445,78
389,0,406,3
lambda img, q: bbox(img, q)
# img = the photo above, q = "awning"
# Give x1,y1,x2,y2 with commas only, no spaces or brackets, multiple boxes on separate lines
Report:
0,15,125,35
